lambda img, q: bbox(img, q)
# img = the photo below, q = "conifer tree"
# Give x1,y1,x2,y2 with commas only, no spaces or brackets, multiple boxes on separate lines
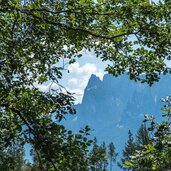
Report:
108,142,118,171
89,137,100,170
135,124,151,150
119,130,136,170
99,142,108,171
89,138,109,171
123,96,171,170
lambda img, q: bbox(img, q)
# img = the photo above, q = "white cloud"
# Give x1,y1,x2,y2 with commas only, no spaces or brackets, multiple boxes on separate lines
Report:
34,82,59,92
68,78,78,85
79,79,88,88
67,62,104,103
96,72,104,80
34,62,104,104
34,82,83,104
68,62,97,75
165,59,171,67
67,88,84,104
68,62,80,74
68,62,103,79
79,49,96,58
69,88,84,96
35,84,48,92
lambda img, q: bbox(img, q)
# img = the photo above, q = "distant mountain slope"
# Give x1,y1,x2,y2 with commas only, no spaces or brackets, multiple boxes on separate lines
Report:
64,74,171,169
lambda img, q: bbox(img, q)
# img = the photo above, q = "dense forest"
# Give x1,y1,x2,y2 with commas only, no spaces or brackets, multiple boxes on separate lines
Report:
0,0,170,170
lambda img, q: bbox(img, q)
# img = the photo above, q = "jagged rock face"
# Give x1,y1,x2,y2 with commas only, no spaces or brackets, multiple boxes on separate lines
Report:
75,74,170,129
64,73,171,169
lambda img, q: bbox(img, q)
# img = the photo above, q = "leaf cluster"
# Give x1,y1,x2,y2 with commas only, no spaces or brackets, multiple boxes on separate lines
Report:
123,96,171,171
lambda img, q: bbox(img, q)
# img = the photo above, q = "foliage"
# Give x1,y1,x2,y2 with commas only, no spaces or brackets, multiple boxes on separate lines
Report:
30,125,92,171
119,130,137,170
135,124,151,150
89,137,103,171
108,142,118,171
0,138,25,171
0,0,171,170
119,125,151,170
123,96,171,170
89,138,117,171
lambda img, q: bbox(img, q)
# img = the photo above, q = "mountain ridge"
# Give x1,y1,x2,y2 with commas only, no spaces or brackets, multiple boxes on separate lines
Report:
64,73,171,170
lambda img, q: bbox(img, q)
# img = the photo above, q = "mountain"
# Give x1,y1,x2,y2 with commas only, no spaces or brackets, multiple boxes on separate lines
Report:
64,73,171,169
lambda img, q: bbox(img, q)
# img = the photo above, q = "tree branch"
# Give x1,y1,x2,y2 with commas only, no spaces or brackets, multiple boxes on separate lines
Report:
1,103,59,171
12,7,137,41
35,148,44,171
29,7,117,16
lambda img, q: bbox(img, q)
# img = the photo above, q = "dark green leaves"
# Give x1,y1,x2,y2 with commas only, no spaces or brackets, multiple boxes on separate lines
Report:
0,0,171,170
123,96,171,170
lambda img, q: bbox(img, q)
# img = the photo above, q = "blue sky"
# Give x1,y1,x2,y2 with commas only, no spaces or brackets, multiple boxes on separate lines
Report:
35,49,171,104
36,50,109,104
34,0,164,104
62,51,108,103
26,51,109,162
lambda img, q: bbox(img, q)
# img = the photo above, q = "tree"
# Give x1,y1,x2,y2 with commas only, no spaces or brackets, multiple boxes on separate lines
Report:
0,0,171,170
99,142,108,171
123,96,171,170
119,130,136,171
89,137,100,170
29,124,92,171
108,142,118,171
0,138,25,171
135,124,151,150
120,125,150,170
89,138,108,171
